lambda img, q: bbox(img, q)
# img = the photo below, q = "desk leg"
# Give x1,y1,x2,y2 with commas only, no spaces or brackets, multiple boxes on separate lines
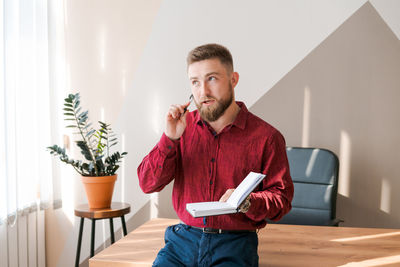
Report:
90,219,96,257
121,216,127,236
75,217,84,267
109,218,115,244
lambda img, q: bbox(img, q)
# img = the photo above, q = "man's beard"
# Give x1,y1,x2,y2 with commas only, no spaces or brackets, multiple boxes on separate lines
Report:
195,83,234,122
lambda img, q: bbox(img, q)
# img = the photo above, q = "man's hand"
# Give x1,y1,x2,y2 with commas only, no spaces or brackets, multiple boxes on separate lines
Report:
165,101,191,140
219,189,251,213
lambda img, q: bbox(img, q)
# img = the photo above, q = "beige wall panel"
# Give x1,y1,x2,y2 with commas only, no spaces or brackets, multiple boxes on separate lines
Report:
370,0,400,40
251,3,400,228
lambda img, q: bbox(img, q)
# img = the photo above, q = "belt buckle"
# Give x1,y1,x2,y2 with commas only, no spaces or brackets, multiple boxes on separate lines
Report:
202,227,222,234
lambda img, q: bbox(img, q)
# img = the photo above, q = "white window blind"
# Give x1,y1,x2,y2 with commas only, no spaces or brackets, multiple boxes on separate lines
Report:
0,0,65,265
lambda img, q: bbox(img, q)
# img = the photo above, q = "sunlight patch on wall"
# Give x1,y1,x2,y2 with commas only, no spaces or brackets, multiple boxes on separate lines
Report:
338,130,351,197
301,86,311,147
122,69,127,96
150,193,159,218
66,63,71,95
380,178,391,214
63,0,68,29
121,133,126,202
101,220,106,249
61,165,75,224
99,27,106,71
151,92,162,136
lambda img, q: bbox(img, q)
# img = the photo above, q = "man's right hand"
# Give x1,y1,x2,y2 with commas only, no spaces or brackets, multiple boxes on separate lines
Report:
165,101,191,140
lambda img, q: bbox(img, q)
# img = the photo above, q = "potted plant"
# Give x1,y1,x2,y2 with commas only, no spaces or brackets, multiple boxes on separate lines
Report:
47,93,127,209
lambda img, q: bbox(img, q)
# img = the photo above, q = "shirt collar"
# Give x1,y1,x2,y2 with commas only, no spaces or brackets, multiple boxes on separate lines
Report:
194,101,248,130
233,101,248,130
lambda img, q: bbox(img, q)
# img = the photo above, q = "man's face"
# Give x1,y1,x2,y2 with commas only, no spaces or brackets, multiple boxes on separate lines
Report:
188,58,236,122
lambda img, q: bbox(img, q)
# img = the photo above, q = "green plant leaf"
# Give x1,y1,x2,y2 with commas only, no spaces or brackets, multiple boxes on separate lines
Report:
78,111,88,119
49,92,127,177
76,141,93,161
74,99,80,108
79,116,87,124
82,163,89,171
86,129,95,137
83,123,92,131
112,165,119,173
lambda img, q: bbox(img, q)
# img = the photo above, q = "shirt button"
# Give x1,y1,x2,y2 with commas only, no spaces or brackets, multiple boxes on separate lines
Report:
210,180,213,185
167,145,172,150
211,158,215,163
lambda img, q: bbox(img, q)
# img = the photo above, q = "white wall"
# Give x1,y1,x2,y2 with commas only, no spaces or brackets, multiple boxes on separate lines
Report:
45,1,162,266
46,1,400,266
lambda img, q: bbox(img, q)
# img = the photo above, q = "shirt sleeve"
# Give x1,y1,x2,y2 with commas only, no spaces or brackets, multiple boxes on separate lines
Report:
137,133,180,194
245,131,294,222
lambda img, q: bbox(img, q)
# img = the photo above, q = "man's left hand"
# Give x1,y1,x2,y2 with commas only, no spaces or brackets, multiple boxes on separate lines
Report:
219,189,251,213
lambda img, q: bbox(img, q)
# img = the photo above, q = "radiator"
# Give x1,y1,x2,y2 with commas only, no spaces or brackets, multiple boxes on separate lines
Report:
0,209,45,267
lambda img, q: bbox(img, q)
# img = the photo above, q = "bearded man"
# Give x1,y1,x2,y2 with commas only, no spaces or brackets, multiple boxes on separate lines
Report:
137,43,294,267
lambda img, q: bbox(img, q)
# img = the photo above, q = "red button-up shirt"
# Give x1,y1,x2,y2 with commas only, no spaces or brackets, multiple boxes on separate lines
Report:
137,102,293,230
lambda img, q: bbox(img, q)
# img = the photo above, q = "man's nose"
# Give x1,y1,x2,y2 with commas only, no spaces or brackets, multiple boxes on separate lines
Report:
199,82,211,97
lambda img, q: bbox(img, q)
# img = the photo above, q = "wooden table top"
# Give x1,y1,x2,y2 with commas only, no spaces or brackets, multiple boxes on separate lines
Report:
90,218,400,267
74,202,131,219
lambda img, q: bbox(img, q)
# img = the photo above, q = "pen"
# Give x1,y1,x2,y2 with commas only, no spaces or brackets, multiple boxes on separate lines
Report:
183,94,194,114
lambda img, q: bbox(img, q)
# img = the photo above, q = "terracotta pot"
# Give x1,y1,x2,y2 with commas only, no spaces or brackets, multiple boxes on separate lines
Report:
81,175,117,209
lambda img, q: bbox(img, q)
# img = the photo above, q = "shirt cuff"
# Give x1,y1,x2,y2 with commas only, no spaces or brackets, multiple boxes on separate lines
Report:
158,133,180,156
245,193,263,220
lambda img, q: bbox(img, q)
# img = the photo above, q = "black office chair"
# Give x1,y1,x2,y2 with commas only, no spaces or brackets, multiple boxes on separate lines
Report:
273,147,342,226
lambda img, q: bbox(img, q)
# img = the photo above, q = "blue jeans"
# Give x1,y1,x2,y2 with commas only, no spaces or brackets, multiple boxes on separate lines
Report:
153,224,259,267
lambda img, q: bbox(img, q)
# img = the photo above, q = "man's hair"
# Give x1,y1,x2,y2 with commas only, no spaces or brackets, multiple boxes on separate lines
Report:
187,43,233,73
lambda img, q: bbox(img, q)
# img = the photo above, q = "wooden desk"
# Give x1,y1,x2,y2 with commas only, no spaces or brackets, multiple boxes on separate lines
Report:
90,218,400,267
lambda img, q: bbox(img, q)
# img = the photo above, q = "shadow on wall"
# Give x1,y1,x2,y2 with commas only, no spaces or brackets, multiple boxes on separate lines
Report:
337,194,400,229
250,2,400,228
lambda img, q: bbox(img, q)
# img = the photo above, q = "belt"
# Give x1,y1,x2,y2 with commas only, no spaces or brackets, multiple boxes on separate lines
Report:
190,225,256,234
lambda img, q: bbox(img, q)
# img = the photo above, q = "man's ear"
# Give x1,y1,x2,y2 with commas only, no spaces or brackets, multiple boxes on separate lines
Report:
231,72,239,88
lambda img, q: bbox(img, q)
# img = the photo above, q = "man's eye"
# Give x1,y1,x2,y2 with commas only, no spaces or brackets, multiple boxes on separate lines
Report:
192,80,199,86
209,76,216,81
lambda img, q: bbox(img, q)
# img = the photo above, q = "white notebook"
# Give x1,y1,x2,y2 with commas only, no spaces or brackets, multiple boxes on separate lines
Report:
186,172,266,218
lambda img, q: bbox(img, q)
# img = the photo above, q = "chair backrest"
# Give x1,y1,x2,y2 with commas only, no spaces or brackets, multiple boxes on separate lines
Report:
277,147,340,226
